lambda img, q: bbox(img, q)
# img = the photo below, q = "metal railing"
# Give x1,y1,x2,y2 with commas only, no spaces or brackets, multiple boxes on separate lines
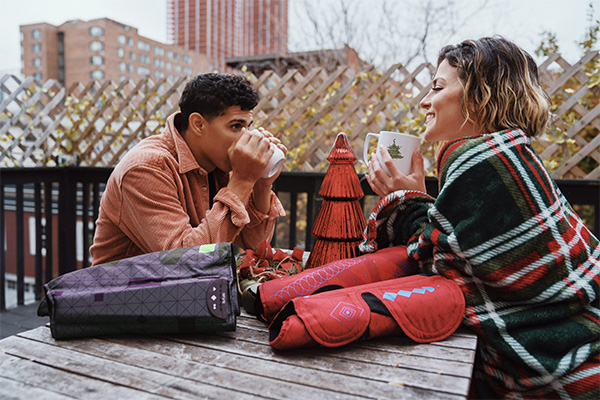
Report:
1,167,598,310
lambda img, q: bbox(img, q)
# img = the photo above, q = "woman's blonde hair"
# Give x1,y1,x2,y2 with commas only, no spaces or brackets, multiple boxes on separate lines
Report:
438,36,550,137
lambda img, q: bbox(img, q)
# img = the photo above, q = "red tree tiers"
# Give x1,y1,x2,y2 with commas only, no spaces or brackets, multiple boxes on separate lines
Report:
305,133,367,269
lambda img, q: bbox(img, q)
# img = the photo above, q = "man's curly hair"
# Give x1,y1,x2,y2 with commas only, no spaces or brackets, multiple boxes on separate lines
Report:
178,73,258,131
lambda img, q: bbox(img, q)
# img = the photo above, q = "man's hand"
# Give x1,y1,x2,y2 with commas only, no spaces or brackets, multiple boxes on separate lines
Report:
252,128,287,213
227,128,286,212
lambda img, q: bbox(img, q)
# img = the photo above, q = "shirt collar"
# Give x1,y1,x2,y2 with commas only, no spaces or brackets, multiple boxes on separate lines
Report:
165,112,204,175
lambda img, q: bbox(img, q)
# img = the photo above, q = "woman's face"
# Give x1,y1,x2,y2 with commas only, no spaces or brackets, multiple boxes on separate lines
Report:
420,59,482,142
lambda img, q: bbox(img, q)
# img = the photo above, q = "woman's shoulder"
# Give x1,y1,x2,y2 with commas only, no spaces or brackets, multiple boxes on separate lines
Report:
436,129,530,179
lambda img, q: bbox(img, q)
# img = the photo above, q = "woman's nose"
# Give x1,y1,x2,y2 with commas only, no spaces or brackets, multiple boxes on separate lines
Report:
420,92,432,110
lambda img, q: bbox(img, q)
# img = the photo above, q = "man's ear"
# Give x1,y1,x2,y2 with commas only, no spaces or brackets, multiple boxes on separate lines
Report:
188,112,206,136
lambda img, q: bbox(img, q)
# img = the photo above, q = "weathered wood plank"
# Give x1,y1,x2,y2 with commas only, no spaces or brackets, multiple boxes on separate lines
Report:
2,332,253,400
0,354,163,399
216,321,475,376
0,376,75,400
164,328,472,394
19,327,364,400
109,331,466,399
0,320,477,400
121,336,463,399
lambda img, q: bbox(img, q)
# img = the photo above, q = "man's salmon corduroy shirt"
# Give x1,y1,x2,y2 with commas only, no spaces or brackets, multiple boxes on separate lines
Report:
90,112,286,265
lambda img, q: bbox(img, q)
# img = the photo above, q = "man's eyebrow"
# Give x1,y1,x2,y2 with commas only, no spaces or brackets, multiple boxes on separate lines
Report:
228,118,251,125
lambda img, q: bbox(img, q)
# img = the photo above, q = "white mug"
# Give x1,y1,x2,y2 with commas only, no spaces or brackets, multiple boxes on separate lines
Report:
263,145,285,178
363,131,421,175
252,129,286,178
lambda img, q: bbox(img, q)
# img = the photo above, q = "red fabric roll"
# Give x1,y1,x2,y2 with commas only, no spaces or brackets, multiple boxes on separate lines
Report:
269,275,465,350
257,246,417,322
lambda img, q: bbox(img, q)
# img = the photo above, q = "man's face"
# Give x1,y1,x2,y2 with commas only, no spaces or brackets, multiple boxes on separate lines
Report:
192,106,254,172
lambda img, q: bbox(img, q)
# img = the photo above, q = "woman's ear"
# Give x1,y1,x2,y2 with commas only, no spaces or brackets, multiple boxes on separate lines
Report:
188,112,206,136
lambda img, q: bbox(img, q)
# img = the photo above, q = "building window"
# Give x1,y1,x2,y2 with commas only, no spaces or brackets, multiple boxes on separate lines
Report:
32,29,41,40
117,48,124,58
175,65,181,73
127,37,134,47
118,34,126,45
167,51,173,59
34,72,42,80
120,76,127,82
20,32,24,41
58,55,64,67
137,67,150,76
166,62,171,71
91,55,104,66
183,67,192,74
127,64,133,73
119,62,126,72
154,58,164,68
33,43,41,53
129,52,136,61
173,53,179,60
90,41,104,52
59,70,65,82
154,71,165,79
154,46,164,56
90,70,104,80
139,55,150,64
20,46,24,55
89,26,104,37
183,56,192,64
33,58,42,68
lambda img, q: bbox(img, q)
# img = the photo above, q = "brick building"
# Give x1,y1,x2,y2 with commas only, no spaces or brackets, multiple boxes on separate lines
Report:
20,18,211,87
168,0,288,71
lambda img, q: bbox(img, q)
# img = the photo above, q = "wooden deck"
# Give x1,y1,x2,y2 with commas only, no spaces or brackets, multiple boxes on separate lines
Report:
0,311,477,399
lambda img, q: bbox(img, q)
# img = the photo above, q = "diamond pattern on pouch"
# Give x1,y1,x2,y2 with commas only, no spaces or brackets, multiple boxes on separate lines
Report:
383,286,435,301
330,301,364,330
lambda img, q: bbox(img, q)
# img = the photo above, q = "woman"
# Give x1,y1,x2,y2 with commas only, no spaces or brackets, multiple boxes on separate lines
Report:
361,37,599,399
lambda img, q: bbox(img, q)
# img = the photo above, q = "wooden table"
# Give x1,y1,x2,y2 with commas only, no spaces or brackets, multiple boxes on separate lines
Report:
0,311,477,399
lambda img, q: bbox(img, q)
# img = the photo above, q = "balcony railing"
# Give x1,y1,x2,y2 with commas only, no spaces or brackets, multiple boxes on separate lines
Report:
1,167,598,310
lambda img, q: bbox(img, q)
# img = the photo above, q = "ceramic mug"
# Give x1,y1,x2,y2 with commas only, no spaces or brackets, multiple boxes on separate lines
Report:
252,130,286,178
363,131,421,175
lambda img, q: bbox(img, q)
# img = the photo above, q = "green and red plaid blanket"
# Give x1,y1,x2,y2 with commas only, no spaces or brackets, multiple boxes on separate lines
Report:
360,129,600,399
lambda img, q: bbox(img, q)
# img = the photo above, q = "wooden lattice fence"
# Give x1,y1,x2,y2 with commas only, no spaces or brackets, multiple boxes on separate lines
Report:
1,51,598,178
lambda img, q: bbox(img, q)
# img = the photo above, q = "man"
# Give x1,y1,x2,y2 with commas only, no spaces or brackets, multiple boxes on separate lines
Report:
90,73,286,265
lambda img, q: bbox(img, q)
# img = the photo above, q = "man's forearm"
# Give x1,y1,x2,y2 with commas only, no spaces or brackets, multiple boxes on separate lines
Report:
227,175,254,206
251,182,273,214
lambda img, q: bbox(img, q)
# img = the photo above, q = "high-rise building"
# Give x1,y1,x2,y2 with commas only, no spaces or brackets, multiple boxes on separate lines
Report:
20,18,211,88
167,0,288,71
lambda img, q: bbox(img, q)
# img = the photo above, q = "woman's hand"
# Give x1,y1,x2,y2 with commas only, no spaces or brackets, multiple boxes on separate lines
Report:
366,147,426,197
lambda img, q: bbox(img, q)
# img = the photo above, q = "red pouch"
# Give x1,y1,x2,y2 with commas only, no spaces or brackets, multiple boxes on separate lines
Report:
268,275,465,350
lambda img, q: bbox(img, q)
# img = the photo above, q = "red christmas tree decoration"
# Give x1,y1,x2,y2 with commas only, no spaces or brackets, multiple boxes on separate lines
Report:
305,133,367,269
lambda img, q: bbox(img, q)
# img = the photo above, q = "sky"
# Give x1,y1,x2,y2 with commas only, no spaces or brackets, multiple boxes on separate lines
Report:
0,0,597,74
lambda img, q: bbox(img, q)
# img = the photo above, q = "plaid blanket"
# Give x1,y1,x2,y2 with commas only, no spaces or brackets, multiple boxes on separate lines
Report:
359,129,600,399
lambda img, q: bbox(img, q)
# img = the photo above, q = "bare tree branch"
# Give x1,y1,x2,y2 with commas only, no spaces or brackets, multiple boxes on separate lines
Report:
289,0,492,69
